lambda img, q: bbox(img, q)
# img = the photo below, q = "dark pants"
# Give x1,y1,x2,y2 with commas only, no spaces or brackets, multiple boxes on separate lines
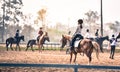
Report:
14,37,19,42
110,45,115,59
70,34,83,50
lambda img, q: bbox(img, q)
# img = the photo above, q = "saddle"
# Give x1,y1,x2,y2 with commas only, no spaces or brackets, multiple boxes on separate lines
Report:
74,39,82,52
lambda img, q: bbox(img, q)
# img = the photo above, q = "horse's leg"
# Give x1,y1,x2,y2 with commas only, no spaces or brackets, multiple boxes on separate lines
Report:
31,45,34,51
42,45,44,50
15,44,17,51
70,52,73,63
18,44,21,51
6,43,9,51
73,52,77,64
10,43,13,51
25,46,29,51
38,44,42,52
86,51,92,65
99,44,104,53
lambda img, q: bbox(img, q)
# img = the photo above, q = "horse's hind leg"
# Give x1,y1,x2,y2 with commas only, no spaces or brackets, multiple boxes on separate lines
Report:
18,45,21,51
31,45,34,51
86,52,92,65
10,44,13,51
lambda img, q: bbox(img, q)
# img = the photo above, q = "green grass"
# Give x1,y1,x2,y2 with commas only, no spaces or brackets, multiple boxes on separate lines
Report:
0,45,67,51
1,45,120,53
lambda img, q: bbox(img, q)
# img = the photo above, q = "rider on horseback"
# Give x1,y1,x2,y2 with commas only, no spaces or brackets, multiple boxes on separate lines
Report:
37,27,43,44
70,19,84,51
14,29,20,42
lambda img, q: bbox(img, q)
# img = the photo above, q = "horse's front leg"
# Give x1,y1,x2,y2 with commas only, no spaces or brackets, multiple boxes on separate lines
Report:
6,44,9,51
73,52,77,64
38,44,42,52
70,52,73,63
86,52,92,65
18,44,21,51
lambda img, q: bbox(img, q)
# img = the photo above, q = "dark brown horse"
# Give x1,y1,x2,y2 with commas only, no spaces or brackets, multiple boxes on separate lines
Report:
38,32,49,52
6,35,24,51
60,34,99,64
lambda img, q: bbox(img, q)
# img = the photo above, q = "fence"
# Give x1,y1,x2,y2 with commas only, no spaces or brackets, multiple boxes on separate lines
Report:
0,63,120,72
44,42,60,49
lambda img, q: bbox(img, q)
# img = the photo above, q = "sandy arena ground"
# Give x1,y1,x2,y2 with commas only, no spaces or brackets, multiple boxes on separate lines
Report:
0,50,120,72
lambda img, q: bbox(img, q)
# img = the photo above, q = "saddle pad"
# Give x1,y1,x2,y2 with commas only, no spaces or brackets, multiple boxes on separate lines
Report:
74,40,81,47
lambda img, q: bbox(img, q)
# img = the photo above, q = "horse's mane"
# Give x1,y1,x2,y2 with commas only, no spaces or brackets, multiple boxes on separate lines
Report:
39,32,48,44
116,32,120,39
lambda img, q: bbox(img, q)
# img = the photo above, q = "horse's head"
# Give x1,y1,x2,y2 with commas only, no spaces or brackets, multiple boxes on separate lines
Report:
99,36,109,41
104,36,109,41
60,35,68,48
20,35,24,41
41,32,50,44
116,32,120,39
44,36,50,42
43,32,48,36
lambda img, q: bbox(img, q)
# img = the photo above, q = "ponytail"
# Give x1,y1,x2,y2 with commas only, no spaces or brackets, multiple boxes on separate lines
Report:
80,24,83,29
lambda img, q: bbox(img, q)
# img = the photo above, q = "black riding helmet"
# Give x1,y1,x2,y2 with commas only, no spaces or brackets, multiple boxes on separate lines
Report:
78,19,83,24
16,29,19,32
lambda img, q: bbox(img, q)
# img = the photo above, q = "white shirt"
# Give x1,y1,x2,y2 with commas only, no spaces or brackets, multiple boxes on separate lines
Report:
110,38,117,46
74,25,82,35
84,32,90,38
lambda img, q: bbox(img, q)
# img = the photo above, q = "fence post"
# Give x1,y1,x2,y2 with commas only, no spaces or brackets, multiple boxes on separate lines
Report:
74,65,78,72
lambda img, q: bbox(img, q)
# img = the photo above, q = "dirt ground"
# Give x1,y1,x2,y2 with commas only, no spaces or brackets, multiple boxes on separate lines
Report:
0,50,120,72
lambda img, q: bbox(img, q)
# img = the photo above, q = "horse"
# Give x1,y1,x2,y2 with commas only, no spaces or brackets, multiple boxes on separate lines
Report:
60,34,99,64
6,35,24,51
38,32,49,52
89,36,109,53
25,35,50,51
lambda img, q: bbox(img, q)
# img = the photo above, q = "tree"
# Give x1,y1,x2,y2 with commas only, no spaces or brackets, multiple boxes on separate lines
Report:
21,25,35,42
84,10,100,34
5,24,22,38
37,8,47,30
0,0,23,42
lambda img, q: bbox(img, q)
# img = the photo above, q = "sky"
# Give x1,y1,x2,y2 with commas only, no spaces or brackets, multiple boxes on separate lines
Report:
22,0,120,27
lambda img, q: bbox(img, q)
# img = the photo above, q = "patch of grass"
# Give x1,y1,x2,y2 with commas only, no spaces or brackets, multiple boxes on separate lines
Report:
0,45,67,51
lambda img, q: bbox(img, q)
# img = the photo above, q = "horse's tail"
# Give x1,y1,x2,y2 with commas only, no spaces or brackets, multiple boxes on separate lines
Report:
92,41,99,60
27,40,31,48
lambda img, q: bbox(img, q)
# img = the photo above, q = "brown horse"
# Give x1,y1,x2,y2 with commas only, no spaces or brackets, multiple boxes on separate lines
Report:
60,34,99,64
38,32,49,52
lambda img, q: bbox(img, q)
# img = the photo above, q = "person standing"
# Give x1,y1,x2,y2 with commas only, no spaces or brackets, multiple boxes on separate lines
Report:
70,19,84,51
109,34,117,59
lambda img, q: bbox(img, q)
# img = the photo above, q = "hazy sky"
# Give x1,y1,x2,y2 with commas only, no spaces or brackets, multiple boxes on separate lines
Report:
22,0,120,27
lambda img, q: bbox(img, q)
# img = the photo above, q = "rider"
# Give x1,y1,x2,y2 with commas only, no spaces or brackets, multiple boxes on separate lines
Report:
84,29,90,39
70,19,84,51
37,27,43,44
14,29,20,42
